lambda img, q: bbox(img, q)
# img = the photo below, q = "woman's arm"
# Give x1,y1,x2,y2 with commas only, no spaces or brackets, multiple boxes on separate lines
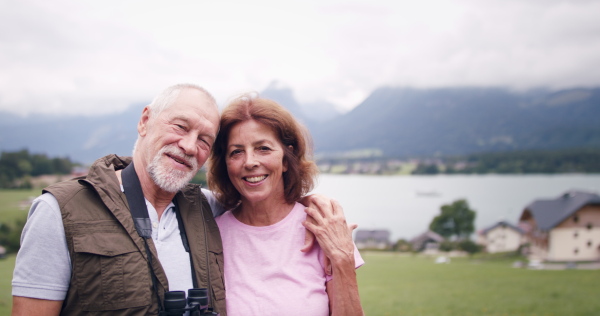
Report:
325,253,364,316
303,198,364,316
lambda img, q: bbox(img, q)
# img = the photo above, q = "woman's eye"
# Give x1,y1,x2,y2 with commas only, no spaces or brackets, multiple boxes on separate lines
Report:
258,146,271,151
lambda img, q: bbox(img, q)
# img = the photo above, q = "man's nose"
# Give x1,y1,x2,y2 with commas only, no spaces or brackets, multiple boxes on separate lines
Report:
179,134,198,156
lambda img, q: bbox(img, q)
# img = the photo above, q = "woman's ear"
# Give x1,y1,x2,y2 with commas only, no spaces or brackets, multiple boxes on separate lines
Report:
283,145,293,172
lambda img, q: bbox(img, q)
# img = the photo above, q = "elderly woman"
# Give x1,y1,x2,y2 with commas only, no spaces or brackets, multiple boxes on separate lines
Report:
207,95,364,315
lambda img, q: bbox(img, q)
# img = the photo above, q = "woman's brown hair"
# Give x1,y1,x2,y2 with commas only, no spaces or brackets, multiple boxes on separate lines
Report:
208,94,318,209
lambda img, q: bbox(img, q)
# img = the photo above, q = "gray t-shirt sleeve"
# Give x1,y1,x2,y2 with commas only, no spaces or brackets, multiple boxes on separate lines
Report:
201,188,226,218
12,193,71,300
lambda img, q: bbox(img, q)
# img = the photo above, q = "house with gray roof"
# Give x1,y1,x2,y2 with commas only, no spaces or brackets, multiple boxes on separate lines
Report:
519,190,600,262
477,221,523,253
409,230,445,252
354,229,391,250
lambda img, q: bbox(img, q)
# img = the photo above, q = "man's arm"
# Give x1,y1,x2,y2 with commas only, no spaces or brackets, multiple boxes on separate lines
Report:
12,297,62,316
12,194,71,313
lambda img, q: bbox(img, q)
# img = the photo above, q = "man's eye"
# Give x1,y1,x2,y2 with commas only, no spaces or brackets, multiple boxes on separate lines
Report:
199,138,210,146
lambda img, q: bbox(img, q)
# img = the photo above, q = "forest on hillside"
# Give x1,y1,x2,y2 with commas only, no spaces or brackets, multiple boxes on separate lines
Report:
1,146,599,189
412,148,600,174
0,149,78,188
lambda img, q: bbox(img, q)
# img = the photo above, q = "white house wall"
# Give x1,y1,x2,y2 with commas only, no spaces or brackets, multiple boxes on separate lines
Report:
548,227,600,261
548,205,600,261
485,226,522,253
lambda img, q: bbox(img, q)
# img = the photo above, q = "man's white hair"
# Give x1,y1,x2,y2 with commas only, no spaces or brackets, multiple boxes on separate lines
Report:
148,83,217,117
132,83,218,155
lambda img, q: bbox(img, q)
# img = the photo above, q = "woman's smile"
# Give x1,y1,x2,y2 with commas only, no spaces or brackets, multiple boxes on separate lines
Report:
244,175,268,183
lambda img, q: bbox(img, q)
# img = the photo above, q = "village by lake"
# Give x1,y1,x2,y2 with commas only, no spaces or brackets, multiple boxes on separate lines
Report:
311,173,600,242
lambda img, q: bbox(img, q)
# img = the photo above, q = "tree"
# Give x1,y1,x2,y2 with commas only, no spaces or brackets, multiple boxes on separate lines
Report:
190,169,207,186
412,163,439,175
0,219,26,253
0,149,78,188
457,239,481,254
429,199,476,239
393,239,413,252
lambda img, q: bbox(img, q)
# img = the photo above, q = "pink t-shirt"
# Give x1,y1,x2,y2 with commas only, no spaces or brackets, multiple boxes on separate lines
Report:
216,202,364,316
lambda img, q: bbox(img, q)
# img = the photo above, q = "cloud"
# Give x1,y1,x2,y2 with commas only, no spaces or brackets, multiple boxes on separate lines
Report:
0,0,599,116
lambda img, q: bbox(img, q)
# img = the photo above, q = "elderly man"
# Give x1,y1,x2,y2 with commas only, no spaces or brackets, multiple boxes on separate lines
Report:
12,84,226,315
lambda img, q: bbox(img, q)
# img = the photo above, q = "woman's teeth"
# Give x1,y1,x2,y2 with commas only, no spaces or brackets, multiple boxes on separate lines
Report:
245,175,267,183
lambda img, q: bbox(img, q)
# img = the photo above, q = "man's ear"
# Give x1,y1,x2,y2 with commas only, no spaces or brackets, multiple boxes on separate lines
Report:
138,106,151,137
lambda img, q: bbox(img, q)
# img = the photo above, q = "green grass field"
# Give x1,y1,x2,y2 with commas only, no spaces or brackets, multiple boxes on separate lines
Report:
1,252,599,315
0,190,37,315
0,255,15,315
1,189,600,315
0,189,38,223
357,252,600,316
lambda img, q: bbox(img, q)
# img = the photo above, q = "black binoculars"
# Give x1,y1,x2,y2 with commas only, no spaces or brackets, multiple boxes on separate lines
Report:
159,288,219,316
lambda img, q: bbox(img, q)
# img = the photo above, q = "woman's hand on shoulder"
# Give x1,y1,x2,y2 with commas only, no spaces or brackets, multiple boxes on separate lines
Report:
301,195,357,266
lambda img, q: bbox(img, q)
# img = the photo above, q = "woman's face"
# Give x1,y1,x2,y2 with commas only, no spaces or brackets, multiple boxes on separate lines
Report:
225,120,287,205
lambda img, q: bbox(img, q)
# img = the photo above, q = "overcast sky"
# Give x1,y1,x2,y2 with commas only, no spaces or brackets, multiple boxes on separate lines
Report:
1,0,599,116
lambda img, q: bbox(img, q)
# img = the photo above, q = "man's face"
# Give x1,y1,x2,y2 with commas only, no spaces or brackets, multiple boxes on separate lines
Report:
137,89,220,193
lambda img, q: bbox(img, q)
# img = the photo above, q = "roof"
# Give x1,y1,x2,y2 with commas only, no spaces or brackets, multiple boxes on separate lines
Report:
354,229,391,242
481,221,523,234
522,190,600,231
409,230,445,244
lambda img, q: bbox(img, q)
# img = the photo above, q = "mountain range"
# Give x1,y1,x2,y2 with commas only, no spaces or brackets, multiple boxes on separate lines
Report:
308,87,600,157
1,85,599,164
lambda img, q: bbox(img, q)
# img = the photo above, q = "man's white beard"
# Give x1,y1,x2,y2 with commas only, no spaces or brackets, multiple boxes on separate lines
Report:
147,144,198,193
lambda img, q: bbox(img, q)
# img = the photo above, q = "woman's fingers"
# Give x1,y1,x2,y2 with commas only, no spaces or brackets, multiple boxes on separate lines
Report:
302,220,333,275
305,206,324,224
348,222,358,233
304,197,356,268
331,198,343,216
301,217,317,252
308,194,335,218
304,217,353,257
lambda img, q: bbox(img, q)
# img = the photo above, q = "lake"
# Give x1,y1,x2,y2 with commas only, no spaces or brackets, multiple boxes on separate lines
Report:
310,174,600,241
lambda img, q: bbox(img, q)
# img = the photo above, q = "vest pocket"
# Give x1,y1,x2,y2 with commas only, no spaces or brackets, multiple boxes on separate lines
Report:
72,232,151,311
209,250,226,303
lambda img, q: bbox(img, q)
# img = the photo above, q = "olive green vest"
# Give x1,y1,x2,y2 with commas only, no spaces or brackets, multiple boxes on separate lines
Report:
45,155,226,315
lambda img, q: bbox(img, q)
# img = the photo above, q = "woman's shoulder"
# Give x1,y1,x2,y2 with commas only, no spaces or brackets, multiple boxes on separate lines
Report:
289,202,308,219
214,209,235,225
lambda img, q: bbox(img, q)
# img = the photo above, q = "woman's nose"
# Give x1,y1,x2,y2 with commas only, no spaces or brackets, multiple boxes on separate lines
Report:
244,152,259,169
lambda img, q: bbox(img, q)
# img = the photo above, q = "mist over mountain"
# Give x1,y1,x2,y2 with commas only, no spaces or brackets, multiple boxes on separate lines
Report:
261,81,342,129
1,86,599,164
0,104,145,163
261,81,310,125
311,87,600,157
